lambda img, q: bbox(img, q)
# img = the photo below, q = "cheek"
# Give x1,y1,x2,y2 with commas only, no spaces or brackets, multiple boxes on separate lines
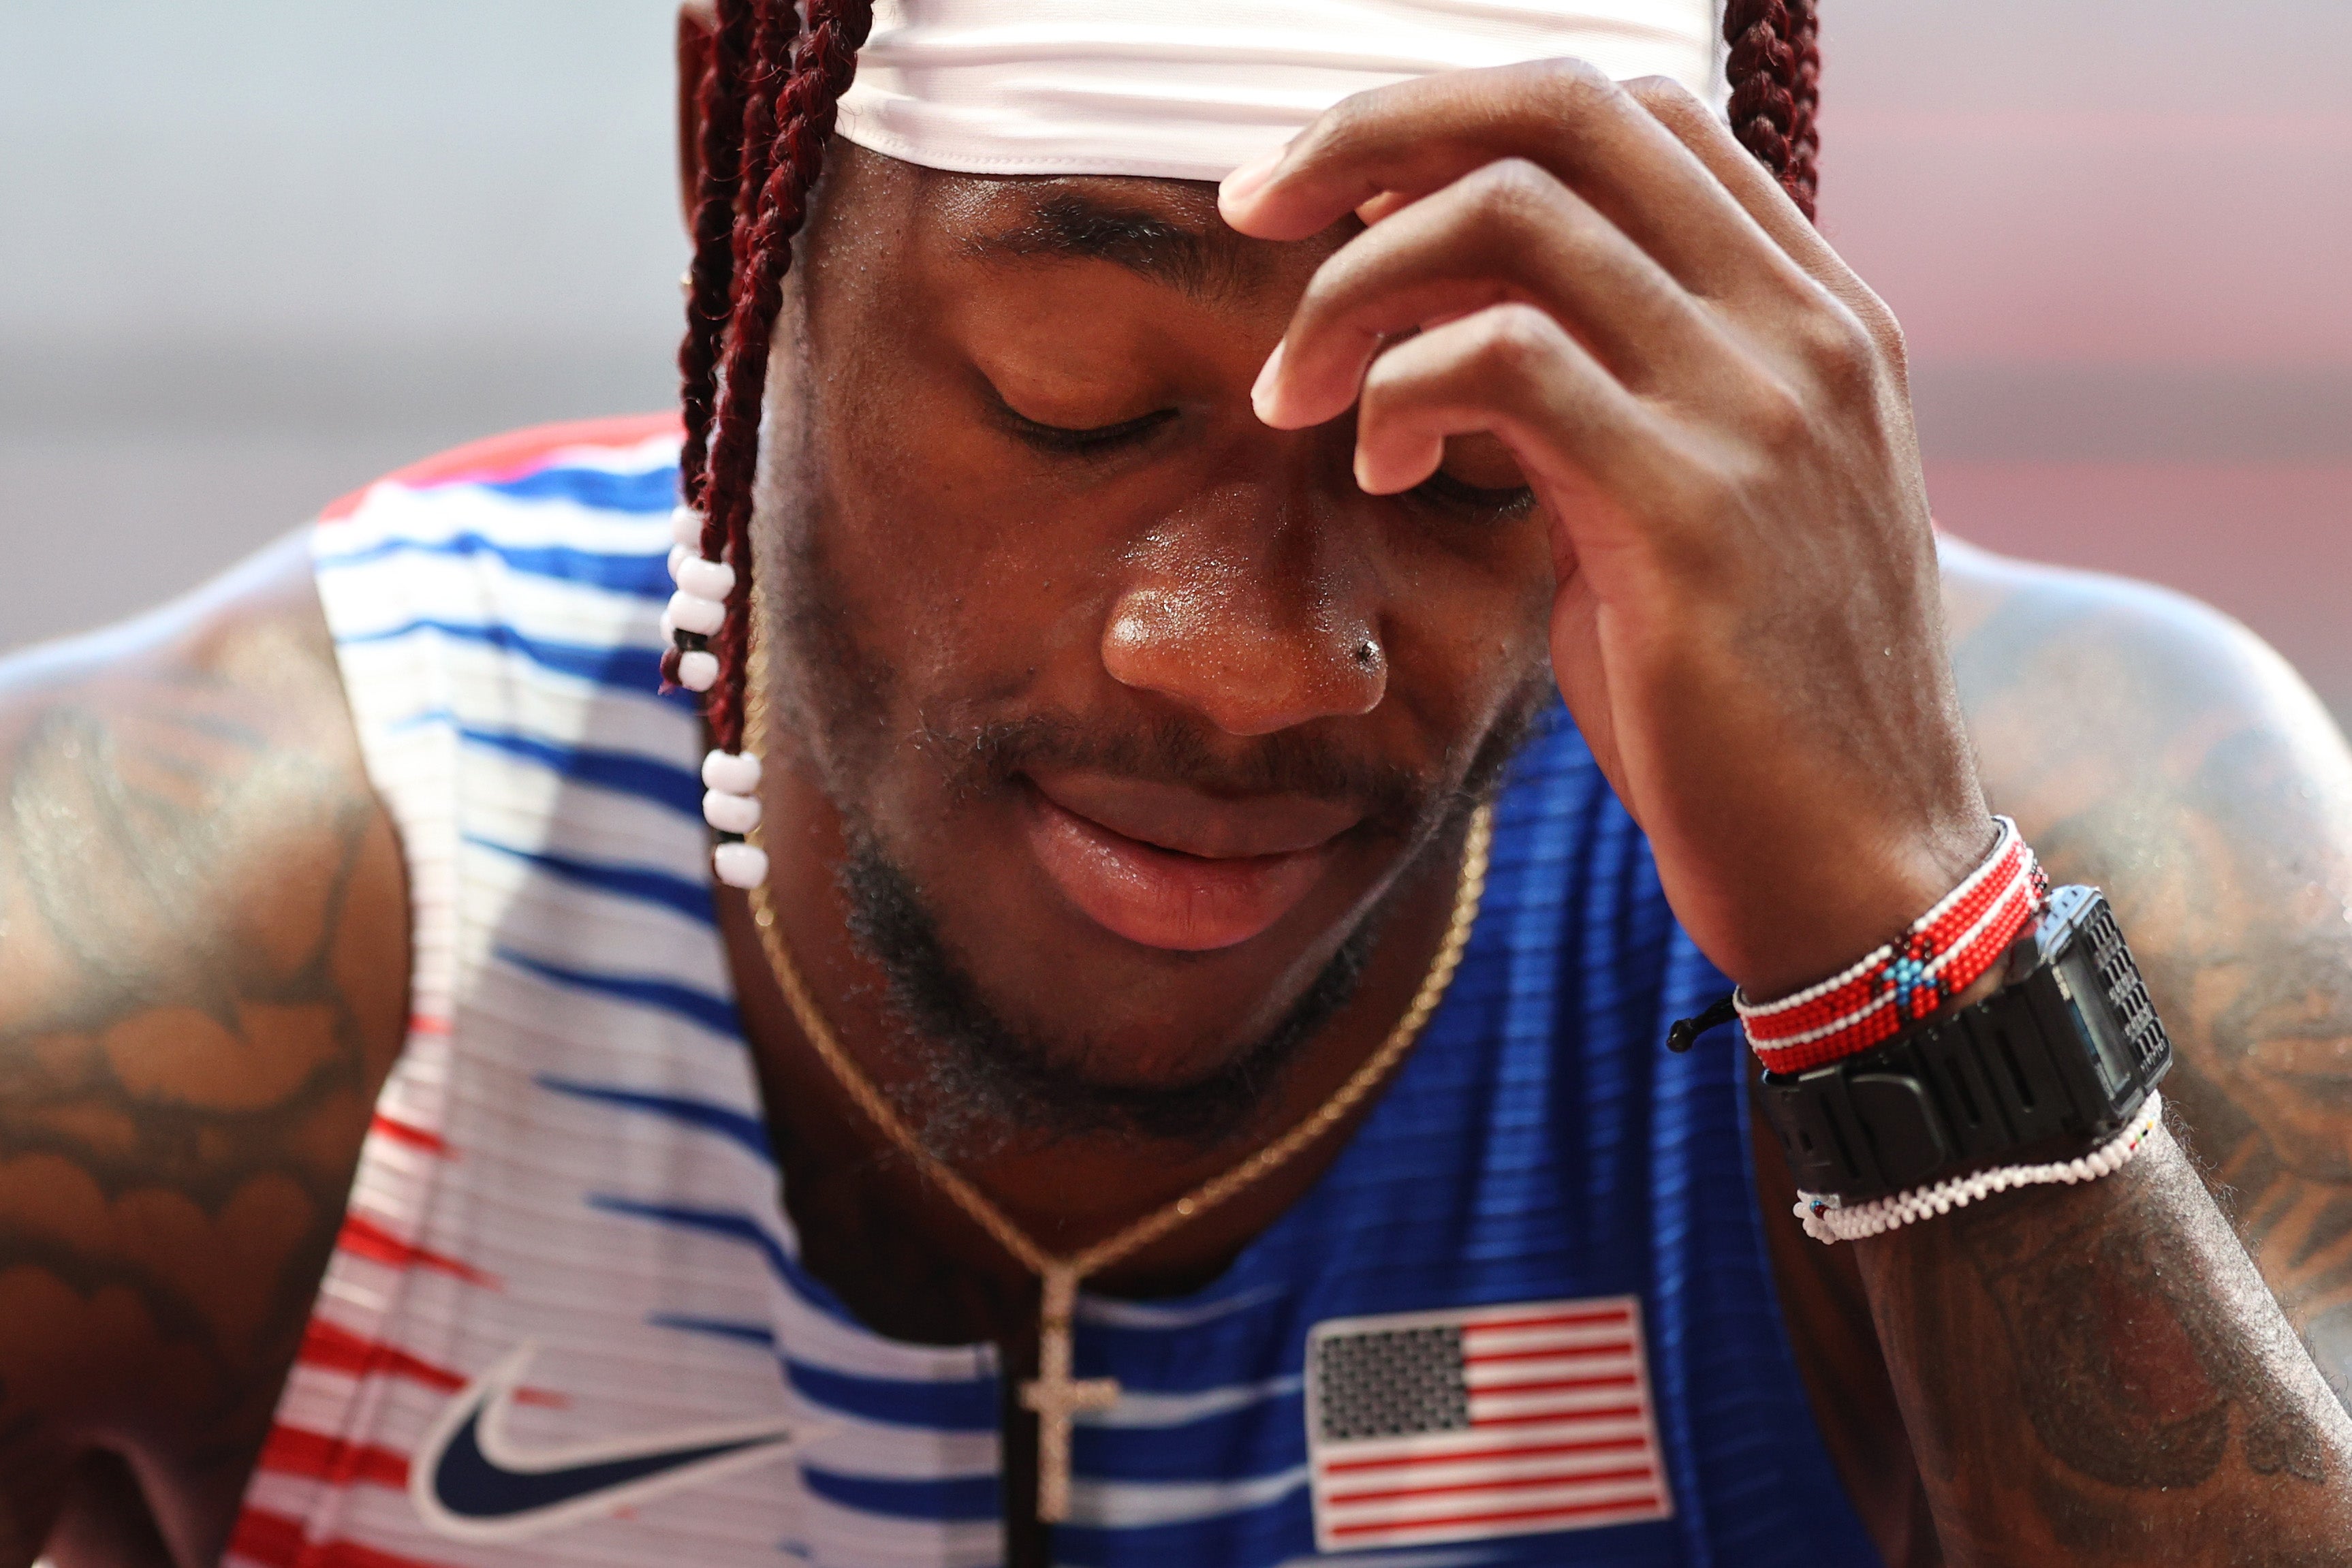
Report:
1378,520,1558,730
817,403,1106,700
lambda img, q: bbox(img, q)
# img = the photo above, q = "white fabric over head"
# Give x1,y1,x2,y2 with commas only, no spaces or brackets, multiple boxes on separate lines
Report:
836,0,1724,183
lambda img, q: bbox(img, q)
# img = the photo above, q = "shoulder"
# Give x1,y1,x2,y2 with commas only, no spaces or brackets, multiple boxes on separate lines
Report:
0,411,685,1552
1940,529,2352,1060
0,529,409,1552
1944,533,2347,814
1943,533,2352,1405
1941,536,2352,956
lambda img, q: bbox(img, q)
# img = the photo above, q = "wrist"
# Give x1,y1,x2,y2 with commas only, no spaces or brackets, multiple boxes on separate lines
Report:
1732,814,2003,1004
1751,883,2176,1244
1737,817,2043,1075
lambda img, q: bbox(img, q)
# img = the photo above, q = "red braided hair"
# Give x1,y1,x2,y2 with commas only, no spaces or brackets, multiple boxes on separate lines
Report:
670,2,1823,774
677,0,755,514
1723,0,1823,219
1785,0,1822,215
667,0,875,758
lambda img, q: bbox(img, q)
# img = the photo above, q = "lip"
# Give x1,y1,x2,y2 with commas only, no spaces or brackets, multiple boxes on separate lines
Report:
1020,772,1360,952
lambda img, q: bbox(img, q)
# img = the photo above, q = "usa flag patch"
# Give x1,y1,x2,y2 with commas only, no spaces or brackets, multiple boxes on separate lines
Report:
1304,1296,1673,1551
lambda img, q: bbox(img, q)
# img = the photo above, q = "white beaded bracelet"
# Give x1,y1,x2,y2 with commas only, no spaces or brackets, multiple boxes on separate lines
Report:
1795,1091,2164,1245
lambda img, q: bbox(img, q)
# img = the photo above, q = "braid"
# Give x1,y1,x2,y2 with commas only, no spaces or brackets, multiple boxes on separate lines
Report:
700,0,877,755
1784,0,1821,218
733,0,800,281
663,0,873,886
1723,0,1821,221
676,0,756,513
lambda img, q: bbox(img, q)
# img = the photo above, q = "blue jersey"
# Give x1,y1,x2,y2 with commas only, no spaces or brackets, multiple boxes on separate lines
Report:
234,418,1880,1568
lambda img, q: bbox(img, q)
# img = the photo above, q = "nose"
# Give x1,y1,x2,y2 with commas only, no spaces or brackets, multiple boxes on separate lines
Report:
1101,496,1385,738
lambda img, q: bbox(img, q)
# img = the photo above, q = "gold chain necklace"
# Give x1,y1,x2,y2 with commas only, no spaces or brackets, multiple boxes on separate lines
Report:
740,650,1492,1524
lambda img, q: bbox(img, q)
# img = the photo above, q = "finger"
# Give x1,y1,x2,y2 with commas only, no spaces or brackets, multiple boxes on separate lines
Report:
1623,76,1911,381
1349,302,1682,522
1220,60,1815,309
1619,76,1832,277
1257,157,1752,431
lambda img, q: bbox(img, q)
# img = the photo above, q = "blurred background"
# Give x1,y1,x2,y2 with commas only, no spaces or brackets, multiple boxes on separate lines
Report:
2,1,2348,724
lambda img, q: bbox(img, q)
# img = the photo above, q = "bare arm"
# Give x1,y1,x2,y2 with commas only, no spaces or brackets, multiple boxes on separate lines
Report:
0,533,409,1566
1844,544,2352,1563
1211,53,2352,1560
1863,1127,2348,1563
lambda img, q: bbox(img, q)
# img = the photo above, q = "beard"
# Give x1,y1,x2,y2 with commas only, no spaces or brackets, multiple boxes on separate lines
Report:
836,826,1391,1155
812,693,1546,1159
761,472,1552,1159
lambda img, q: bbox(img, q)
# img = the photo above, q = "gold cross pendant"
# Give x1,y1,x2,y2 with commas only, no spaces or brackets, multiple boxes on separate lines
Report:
1019,1265,1119,1524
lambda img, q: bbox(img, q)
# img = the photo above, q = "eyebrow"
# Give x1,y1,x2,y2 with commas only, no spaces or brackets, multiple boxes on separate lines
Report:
966,192,1240,302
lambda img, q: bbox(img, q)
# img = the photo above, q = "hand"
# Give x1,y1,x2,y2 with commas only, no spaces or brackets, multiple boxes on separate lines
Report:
1219,61,1995,999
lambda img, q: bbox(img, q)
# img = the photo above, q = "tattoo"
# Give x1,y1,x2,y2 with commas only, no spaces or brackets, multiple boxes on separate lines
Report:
1854,1133,2352,1565
0,554,405,1561
1811,548,2352,1563
1964,1176,2328,1492
1950,557,2352,1417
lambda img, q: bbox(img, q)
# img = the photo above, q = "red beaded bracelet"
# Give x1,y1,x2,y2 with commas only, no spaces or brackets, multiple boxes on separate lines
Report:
1740,817,2048,1074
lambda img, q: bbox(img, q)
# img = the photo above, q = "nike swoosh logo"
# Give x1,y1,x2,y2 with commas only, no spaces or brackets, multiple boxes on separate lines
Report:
410,1343,815,1543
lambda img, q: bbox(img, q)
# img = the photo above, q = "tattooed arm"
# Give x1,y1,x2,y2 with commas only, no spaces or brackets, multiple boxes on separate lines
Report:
1821,539,2352,1564
0,534,409,1567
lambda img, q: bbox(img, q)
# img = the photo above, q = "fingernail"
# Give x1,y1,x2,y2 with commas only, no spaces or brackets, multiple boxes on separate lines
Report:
1219,151,1280,212
1250,340,1286,424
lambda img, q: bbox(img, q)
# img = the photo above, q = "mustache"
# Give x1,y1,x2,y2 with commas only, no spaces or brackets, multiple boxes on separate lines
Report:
837,824,1388,1153
918,711,1441,830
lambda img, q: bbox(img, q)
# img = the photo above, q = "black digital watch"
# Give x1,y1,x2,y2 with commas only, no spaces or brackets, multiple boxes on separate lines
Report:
1753,884,2172,1205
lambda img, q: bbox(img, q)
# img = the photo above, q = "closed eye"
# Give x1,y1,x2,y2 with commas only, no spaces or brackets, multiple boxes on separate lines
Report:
1003,407,1178,456
1412,468,1538,520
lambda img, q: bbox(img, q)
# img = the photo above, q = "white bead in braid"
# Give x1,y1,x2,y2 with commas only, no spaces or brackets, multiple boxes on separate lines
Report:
702,749,767,889
713,841,771,890
666,530,736,644
704,790,762,835
661,505,766,888
676,556,736,602
703,749,760,796
668,591,725,636
1795,1091,2165,1245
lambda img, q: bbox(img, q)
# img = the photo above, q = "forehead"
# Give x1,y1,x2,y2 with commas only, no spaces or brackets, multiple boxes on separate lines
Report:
815,143,1339,304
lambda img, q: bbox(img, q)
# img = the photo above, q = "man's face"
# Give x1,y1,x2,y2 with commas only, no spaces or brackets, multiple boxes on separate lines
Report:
753,144,1556,1140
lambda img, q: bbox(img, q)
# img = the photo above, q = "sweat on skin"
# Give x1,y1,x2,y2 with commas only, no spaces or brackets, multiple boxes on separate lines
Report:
2,3,2352,1566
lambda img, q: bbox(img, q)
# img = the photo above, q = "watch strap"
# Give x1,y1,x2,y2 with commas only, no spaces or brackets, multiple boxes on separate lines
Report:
1755,885,2171,1205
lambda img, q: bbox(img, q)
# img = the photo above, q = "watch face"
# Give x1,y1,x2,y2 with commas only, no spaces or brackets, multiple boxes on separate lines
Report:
2050,890,2169,1105
2058,946,2137,1099
2086,904,2168,1075
2082,898,2169,1091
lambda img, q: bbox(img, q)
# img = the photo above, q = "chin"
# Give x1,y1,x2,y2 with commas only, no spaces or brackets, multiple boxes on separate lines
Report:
837,813,1392,1151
